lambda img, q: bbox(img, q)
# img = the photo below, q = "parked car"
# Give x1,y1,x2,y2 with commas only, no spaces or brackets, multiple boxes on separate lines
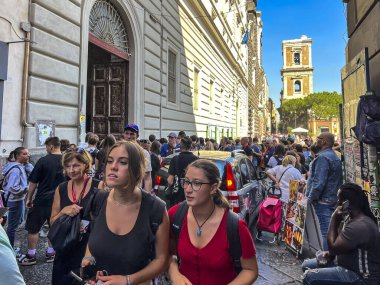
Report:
153,150,267,236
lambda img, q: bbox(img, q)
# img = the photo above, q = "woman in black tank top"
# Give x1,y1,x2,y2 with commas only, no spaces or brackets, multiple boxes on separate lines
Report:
50,148,104,285
81,141,169,285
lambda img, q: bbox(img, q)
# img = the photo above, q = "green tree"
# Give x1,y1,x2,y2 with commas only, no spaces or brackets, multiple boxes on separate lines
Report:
305,91,342,118
280,91,342,132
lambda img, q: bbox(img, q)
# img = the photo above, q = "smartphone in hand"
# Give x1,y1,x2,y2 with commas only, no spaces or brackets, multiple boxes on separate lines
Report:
341,200,350,214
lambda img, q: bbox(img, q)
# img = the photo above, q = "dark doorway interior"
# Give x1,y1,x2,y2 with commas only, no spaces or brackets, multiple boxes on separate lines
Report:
86,42,128,140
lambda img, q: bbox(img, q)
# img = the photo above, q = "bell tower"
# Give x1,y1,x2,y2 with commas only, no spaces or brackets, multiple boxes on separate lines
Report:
281,35,313,101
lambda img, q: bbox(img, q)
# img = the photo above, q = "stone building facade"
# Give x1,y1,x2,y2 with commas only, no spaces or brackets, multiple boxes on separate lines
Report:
247,9,267,138
281,35,313,101
0,0,261,157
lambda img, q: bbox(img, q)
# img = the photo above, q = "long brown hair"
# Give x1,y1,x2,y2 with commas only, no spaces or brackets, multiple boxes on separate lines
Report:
107,141,146,191
187,159,230,209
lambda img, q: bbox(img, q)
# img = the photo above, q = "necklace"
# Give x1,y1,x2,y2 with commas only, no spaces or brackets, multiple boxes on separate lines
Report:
71,176,90,204
192,204,216,237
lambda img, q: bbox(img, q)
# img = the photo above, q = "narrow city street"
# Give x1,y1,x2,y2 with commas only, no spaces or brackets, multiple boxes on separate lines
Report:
17,229,304,284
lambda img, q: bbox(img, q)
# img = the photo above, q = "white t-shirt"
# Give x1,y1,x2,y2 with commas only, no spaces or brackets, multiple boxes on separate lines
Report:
267,165,302,202
143,149,152,172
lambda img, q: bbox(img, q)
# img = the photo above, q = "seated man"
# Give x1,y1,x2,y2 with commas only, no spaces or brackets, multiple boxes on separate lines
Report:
302,182,380,285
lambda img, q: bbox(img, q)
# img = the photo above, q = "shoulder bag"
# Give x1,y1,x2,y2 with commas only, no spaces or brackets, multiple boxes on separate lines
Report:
48,178,90,254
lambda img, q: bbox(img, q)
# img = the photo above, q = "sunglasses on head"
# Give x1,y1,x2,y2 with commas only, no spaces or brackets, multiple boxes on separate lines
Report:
65,147,85,153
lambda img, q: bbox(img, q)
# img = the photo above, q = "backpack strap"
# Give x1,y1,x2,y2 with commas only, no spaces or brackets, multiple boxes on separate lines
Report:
148,193,166,235
226,210,242,274
172,201,188,241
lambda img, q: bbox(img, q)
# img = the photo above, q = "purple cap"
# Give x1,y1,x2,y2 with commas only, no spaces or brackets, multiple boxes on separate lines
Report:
124,123,139,133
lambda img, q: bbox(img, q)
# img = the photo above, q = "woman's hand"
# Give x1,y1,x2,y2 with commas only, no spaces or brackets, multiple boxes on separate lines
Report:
61,204,82,217
96,272,127,285
170,271,193,285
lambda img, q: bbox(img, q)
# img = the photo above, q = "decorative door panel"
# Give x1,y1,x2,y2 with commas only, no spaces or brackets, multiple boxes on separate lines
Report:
90,62,127,138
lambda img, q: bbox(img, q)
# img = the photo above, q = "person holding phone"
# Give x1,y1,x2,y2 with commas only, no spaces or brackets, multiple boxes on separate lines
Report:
2,147,33,249
81,141,169,285
302,183,380,285
50,148,104,285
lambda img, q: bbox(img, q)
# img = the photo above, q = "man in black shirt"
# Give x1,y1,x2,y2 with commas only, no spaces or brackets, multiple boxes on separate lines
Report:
241,137,254,161
167,136,198,206
18,137,65,266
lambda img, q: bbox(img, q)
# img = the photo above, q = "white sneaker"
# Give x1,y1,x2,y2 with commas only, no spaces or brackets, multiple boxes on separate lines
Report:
39,228,48,238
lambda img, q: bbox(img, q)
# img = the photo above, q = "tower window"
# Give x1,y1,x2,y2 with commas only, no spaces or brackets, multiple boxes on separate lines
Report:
294,52,300,65
294,80,301,92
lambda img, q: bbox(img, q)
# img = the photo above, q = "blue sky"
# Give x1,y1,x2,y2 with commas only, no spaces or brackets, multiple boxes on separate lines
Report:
257,0,347,107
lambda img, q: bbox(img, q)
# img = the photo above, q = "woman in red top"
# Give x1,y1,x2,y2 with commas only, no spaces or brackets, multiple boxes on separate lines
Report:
168,159,258,285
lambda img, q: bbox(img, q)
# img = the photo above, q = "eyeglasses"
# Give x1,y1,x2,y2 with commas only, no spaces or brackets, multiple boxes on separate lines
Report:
180,178,212,191
139,139,150,144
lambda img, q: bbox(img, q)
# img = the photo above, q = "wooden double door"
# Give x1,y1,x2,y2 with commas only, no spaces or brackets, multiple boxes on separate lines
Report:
89,62,127,139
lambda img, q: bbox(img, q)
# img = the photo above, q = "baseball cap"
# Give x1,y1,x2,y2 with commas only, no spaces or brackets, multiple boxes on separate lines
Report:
167,132,177,138
124,123,139,133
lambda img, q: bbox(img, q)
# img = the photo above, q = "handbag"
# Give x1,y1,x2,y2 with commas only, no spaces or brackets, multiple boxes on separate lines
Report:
48,214,81,254
48,178,90,254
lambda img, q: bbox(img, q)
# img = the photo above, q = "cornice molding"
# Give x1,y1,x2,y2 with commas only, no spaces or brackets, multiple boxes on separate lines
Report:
179,0,248,86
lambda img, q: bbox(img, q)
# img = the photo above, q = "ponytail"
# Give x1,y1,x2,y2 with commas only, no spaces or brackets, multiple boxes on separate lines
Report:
213,189,230,209
7,151,16,162
7,147,26,162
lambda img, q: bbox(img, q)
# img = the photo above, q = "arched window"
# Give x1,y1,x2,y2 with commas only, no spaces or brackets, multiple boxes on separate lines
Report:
89,0,129,53
294,80,301,92
293,52,300,65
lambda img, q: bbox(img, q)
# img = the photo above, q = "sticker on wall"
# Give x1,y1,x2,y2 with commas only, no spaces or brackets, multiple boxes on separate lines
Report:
36,120,55,147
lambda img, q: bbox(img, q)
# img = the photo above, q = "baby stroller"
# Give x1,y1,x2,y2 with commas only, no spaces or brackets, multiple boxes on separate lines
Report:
256,186,282,243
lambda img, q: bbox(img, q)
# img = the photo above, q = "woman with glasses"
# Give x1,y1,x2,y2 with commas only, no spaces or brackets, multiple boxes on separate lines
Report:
81,141,169,285
50,148,104,285
168,159,258,285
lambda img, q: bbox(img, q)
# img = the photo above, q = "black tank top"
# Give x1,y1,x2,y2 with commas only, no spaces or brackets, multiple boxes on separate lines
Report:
88,190,164,276
56,178,100,261
58,178,100,211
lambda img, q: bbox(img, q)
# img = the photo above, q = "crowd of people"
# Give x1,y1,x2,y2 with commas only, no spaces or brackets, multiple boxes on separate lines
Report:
0,125,378,285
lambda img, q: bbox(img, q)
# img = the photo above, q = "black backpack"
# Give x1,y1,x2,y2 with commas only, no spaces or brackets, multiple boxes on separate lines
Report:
171,201,242,273
352,94,380,147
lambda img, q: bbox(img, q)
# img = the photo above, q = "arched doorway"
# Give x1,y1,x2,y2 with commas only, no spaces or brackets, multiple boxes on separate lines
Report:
86,0,130,139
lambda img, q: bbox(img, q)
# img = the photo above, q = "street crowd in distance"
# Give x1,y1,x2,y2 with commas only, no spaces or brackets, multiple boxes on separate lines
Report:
0,123,379,285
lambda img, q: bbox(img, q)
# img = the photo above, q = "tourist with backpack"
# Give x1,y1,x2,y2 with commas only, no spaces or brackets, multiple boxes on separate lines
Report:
81,141,169,284
1,147,33,248
267,144,286,168
167,136,198,207
168,159,258,285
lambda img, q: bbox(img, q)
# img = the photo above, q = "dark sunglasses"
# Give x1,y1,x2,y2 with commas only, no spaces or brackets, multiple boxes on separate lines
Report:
65,147,85,153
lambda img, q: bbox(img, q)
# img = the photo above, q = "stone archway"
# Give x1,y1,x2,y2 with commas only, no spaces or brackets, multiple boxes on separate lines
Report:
86,0,130,139
79,0,144,142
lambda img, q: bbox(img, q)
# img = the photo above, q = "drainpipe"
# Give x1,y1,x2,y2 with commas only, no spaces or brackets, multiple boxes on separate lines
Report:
159,0,163,138
20,0,33,142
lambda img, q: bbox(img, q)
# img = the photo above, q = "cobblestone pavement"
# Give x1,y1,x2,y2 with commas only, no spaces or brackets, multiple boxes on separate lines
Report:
17,229,304,285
